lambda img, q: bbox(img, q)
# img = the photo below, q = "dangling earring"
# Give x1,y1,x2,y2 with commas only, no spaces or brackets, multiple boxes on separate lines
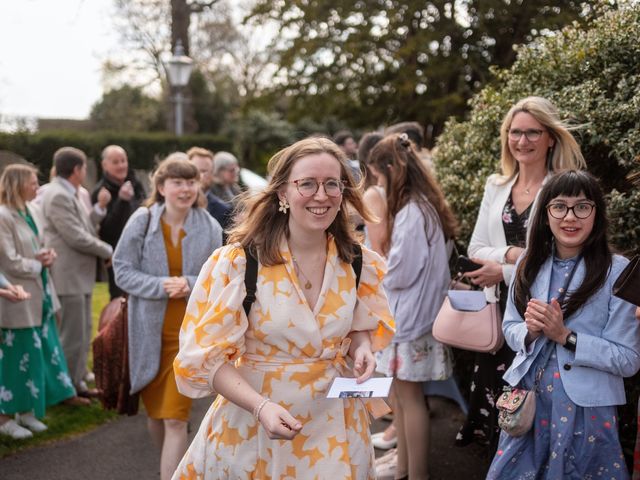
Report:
278,198,290,214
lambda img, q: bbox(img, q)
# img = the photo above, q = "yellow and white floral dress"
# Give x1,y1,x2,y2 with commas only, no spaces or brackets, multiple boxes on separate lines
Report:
173,239,394,480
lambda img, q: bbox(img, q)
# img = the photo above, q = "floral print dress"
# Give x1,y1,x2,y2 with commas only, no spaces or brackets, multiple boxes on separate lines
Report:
456,193,533,451
0,209,76,418
487,256,628,480
172,239,394,479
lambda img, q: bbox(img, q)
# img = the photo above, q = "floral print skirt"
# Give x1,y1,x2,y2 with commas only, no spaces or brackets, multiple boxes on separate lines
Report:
0,310,76,418
487,349,628,480
377,332,453,382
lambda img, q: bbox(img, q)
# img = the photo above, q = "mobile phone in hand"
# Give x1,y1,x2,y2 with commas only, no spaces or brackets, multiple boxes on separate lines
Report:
457,255,483,274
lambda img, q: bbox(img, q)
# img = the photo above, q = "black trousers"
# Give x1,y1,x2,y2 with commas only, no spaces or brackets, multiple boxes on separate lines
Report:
107,266,124,300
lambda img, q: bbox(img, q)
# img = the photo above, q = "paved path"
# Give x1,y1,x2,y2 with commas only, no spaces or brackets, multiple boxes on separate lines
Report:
0,397,489,479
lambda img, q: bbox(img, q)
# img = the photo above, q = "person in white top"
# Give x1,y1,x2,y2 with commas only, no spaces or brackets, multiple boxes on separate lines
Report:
456,96,586,455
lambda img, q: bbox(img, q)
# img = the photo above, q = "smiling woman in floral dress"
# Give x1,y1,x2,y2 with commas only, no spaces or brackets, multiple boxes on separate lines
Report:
172,137,394,479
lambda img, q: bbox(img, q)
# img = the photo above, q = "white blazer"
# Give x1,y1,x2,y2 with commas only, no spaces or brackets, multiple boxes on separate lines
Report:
468,173,547,302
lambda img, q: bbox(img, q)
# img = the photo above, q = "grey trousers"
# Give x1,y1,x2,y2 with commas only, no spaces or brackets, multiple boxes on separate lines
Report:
56,293,92,388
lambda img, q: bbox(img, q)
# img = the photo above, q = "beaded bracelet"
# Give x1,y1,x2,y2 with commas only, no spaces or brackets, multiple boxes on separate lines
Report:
253,397,271,421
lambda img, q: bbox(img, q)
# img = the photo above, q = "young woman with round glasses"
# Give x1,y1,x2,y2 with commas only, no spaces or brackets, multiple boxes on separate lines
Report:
457,96,586,456
172,137,394,479
487,170,640,479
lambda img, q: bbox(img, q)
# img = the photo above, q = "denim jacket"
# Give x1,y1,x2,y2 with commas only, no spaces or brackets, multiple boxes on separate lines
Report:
503,254,640,407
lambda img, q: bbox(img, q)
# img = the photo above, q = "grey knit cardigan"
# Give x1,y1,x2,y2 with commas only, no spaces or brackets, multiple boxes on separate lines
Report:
113,203,222,394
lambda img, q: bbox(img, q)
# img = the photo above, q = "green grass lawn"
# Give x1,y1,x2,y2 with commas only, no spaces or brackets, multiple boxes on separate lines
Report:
0,283,119,458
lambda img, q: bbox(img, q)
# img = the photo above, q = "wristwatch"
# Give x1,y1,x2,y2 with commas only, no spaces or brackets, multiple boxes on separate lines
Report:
564,331,578,352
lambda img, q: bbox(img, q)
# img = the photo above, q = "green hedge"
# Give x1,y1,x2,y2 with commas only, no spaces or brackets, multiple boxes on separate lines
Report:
434,4,640,465
0,131,233,173
435,4,640,255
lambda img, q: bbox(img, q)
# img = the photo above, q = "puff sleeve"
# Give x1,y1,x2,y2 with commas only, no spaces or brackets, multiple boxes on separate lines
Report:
174,244,249,398
351,246,395,352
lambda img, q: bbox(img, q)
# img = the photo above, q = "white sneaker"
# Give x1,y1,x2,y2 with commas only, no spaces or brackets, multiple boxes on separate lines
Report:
84,371,95,383
375,458,397,479
372,431,397,450
0,419,33,439
375,448,397,466
16,413,48,433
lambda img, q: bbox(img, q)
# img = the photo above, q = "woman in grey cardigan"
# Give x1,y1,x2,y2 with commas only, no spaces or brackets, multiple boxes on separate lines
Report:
113,154,222,480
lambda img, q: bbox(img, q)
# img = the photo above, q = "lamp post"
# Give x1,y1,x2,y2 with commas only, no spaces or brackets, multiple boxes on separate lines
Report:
163,40,193,136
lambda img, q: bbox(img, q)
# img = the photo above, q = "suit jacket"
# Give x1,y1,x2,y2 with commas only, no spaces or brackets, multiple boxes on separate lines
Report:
90,171,146,248
113,203,222,393
503,254,640,407
205,191,231,232
0,204,58,328
41,177,113,295
468,173,547,302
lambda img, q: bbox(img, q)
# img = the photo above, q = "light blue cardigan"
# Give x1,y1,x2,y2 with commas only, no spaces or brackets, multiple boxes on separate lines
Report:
503,254,640,407
113,203,222,394
383,200,450,343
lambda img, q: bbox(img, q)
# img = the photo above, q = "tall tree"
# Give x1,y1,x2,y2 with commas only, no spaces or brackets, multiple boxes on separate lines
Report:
248,0,592,144
107,0,265,133
90,85,163,131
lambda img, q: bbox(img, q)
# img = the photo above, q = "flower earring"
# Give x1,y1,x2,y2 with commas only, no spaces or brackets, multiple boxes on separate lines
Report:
278,198,290,214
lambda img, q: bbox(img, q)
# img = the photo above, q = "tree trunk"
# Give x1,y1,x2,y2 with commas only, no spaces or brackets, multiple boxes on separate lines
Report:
171,0,190,55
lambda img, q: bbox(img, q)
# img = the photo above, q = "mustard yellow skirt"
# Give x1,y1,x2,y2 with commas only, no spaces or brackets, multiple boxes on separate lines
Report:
141,298,192,421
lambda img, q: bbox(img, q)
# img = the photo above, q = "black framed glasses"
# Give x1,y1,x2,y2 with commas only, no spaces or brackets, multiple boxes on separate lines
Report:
547,202,595,219
289,178,344,197
508,129,545,142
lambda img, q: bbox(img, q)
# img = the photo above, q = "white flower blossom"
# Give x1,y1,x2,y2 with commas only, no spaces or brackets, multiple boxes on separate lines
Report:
33,331,42,349
19,353,30,372
51,347,60,366
57,372,73,389
0,386,13,402
26,379,39,398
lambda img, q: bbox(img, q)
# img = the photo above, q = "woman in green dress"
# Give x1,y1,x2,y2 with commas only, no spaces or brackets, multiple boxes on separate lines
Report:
0,164,79,439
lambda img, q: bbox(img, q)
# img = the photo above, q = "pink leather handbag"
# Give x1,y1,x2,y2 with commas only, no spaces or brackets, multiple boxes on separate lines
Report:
432,288,504,353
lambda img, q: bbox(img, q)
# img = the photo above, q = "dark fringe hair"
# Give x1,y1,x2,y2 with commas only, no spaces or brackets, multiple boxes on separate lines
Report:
145,153,206,208
512,170,611,320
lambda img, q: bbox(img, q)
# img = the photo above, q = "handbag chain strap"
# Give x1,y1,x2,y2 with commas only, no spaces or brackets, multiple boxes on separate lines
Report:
533,254,583,392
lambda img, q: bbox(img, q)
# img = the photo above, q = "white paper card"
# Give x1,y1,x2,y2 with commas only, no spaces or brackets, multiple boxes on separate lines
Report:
447,290,487,312
326,376,393,398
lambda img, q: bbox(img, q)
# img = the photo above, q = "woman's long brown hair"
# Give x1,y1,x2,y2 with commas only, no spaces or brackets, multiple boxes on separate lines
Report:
227,137,374,265
367,134,458,254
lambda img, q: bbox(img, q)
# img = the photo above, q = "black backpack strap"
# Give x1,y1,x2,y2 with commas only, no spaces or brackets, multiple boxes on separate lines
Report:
243,244,361,316
352,243,363,289
243,248,258,317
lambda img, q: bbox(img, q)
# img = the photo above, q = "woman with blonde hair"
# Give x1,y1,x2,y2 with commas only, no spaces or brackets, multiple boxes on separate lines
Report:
0,164,81,439
457,96,586,454
113,153,222,480
172,137,394,479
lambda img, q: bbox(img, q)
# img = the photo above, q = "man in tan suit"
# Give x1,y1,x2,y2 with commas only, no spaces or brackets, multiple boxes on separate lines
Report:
41,147,113,395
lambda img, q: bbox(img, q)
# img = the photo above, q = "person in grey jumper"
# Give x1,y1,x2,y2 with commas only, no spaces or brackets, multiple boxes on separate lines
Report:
113,153,222,480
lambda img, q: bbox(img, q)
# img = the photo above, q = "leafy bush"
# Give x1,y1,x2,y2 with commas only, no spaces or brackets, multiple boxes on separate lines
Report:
435,4,640,463
435,4,640,255
0,131,232,173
